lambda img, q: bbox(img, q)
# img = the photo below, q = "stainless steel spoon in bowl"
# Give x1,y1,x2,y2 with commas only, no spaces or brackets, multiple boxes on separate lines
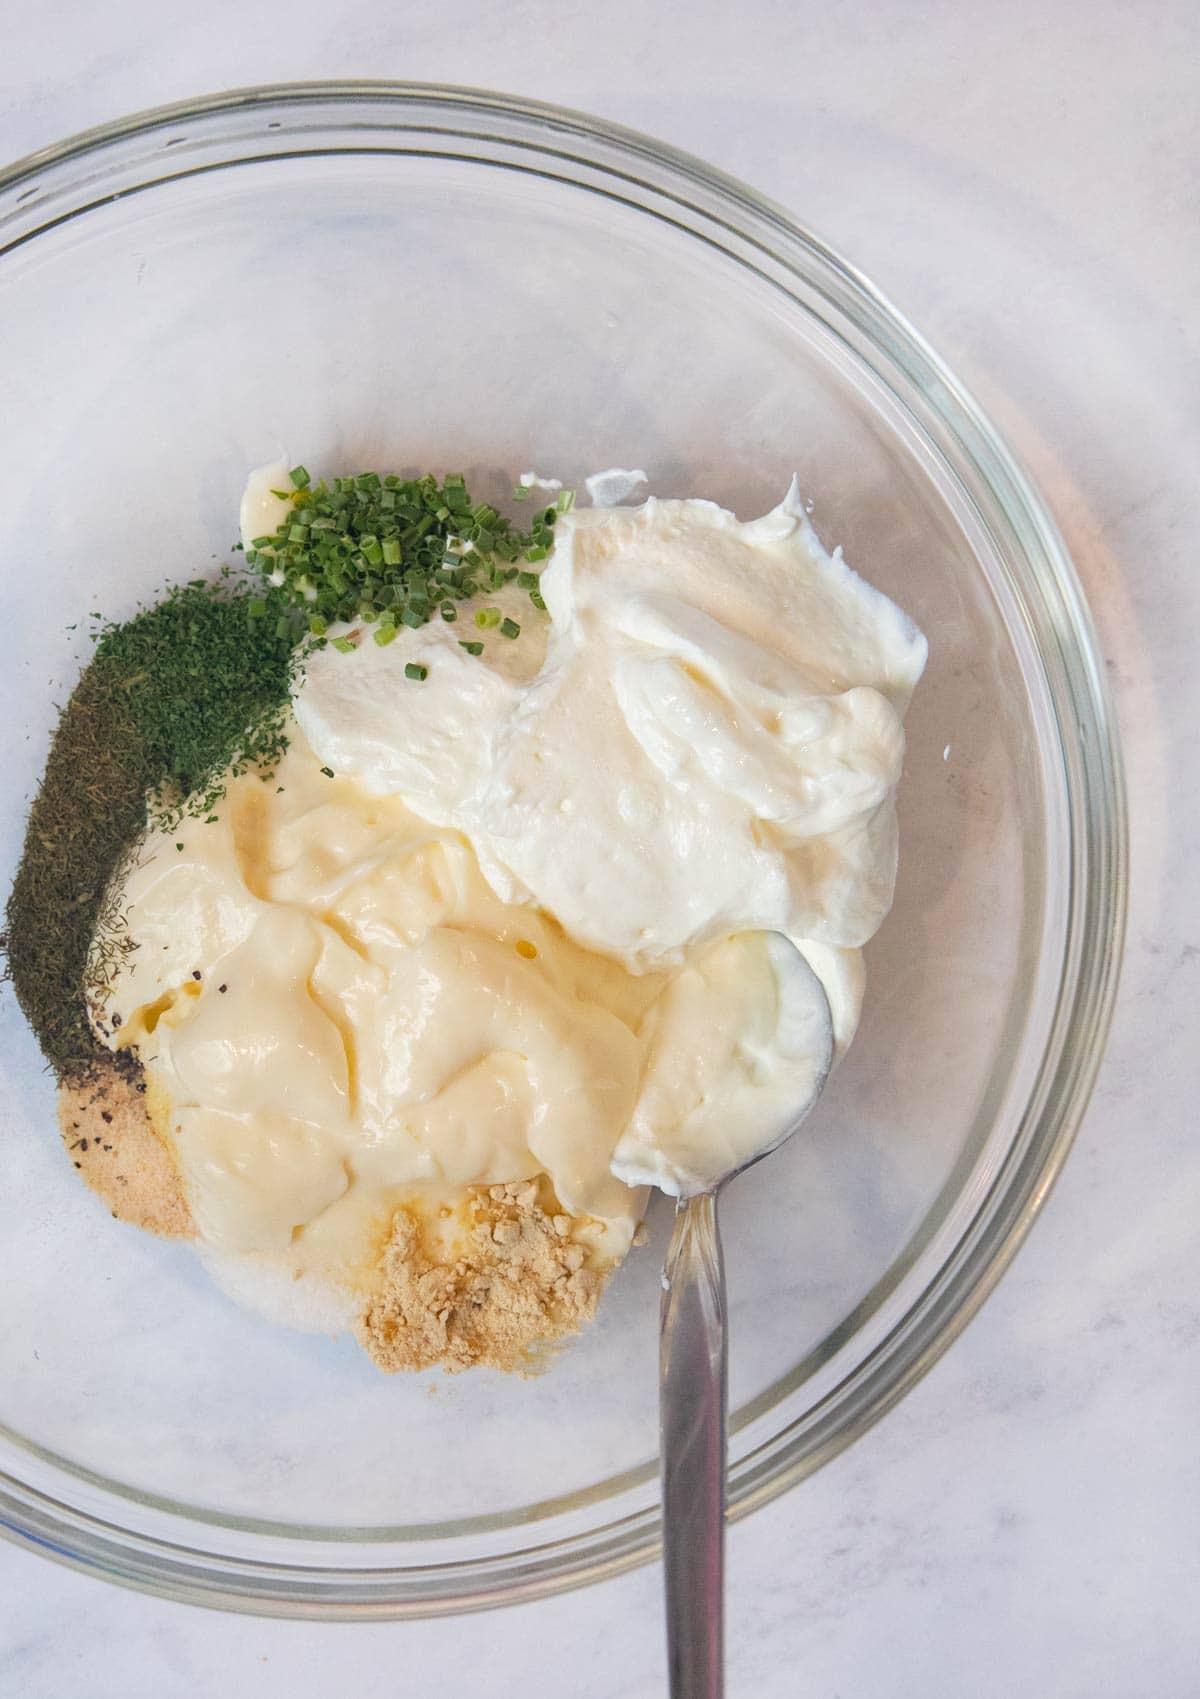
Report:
656,939,835,1699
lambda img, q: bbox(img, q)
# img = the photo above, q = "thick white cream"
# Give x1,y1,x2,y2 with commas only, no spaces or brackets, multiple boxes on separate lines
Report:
609,932,833,1193
296,486,926,1070
239,459,293,578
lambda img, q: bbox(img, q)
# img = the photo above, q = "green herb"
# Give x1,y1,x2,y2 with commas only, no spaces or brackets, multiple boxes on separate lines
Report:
2,582,297,1079
89,584,298,825
474,606,502,630
500,618,520,639
458,640,484,656
404,662,428,681
247,471,551,641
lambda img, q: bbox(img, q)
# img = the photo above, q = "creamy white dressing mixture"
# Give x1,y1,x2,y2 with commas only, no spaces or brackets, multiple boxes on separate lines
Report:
95,472,925,1312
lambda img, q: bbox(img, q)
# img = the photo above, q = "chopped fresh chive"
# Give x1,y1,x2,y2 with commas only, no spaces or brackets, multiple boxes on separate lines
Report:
333,636,356,653
556,488,576,512
474,606,502,629
320,766,335,777
517,571,539,590
459,640,484,655
374,624,398,646
500,617,520,639
244,469,548,647
247,599,267,618
529,590,547,611
512,484,530,501
404,662,428,681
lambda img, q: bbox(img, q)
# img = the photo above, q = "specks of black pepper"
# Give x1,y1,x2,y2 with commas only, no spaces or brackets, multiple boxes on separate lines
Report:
79,1138,88,1151
73,1161,81,1169
191,969,201,981
218,984,227,994
101,1110,113,1124
110,1049,142,1087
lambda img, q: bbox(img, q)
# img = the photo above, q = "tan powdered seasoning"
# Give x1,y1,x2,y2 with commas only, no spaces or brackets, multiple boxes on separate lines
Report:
356,1178,606,1376
57,1063,194,1239
59,1067,612,1371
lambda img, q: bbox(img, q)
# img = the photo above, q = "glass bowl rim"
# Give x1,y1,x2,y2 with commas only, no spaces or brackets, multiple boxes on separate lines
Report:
0,79,1128,1618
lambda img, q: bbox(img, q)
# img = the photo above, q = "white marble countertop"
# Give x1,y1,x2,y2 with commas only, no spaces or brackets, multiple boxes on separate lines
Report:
2,2,1197,1693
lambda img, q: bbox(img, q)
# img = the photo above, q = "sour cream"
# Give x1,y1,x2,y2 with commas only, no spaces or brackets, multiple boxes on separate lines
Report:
296,484,927,1058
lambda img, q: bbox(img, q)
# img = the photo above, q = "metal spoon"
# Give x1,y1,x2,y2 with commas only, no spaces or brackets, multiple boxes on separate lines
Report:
658,951,834,1699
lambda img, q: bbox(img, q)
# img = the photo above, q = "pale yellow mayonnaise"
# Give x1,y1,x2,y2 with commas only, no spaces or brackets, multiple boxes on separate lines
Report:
101,733,661,1259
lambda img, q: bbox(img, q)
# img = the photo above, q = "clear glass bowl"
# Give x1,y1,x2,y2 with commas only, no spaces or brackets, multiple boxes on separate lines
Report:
0,84,1125,1617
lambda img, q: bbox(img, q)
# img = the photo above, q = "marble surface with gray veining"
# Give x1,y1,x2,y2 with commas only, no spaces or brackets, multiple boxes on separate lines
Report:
1,2,1197,1693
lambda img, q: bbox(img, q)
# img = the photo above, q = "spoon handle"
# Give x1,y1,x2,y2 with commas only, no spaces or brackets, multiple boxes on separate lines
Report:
660,1189,727,1699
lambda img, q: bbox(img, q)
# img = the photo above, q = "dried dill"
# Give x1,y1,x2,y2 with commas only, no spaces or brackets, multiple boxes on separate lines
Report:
92,582,298,826
2,582,298,1079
